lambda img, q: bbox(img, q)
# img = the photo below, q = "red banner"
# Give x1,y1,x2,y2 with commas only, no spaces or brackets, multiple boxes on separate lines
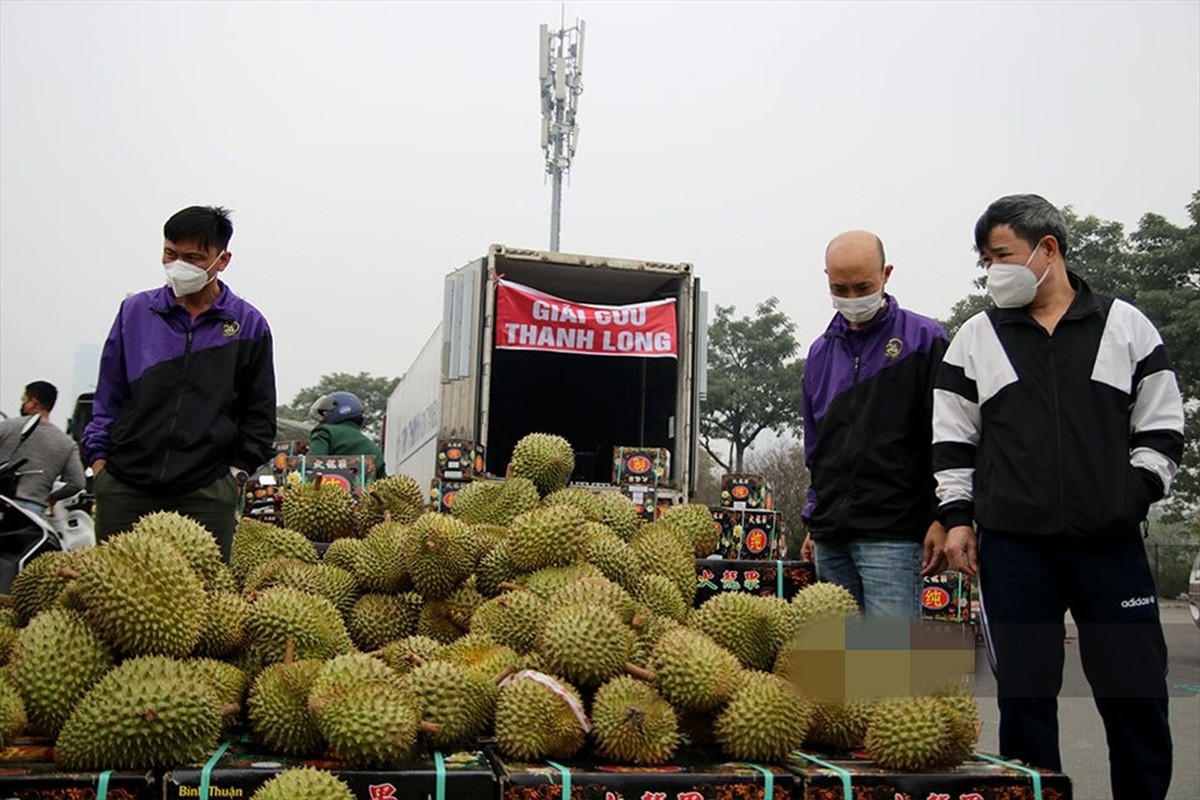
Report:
494,279,678,358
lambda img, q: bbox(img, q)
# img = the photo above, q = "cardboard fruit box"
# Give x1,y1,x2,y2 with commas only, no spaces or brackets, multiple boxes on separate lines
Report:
612,446,671,487
436,439,487,480
0,738,158,799
708,509,785,560
162,741,497,800
922,571,973,624
719,474,773,510
787,751,1071,800
694,559,816,606
491,746,800,800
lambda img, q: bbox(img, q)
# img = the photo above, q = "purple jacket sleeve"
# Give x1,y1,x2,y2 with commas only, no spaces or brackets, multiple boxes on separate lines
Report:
81,304,130,465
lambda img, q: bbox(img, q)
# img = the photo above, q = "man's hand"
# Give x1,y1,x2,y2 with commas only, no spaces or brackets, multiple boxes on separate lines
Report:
800,532,815,563
90,459,106,475
944,525,978,576
921,520,948,576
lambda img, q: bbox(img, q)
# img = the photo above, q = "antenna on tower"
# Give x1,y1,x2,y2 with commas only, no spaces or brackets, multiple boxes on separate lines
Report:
539,13,585,252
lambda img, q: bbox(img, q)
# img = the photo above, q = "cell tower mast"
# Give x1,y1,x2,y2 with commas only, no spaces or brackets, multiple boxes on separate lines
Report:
539,15,585,252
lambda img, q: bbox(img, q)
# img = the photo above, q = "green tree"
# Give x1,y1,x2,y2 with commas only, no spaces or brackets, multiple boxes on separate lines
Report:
700,298,804,473
278,372,400,442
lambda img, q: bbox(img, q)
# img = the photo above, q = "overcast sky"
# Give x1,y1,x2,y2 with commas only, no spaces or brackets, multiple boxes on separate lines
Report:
1,0,1197,427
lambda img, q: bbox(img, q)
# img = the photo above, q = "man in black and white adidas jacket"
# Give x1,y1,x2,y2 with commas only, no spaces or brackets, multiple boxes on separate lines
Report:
934,194,1184,800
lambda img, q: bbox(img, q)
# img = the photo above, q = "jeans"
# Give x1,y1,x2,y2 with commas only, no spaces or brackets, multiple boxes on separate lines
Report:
813,536,923,619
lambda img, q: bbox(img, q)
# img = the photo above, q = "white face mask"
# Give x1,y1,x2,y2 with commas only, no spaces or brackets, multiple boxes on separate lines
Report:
986,242,1048,309
832,291,884,324
164,252,222,297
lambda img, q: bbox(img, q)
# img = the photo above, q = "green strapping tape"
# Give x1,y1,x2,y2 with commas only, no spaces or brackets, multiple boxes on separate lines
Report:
975,753,1043,800
741,762,775,800
198,740,232,800
96,770,111,800
776,560,784,597
791,750,852,800
434,751,446,800
545,759,572,799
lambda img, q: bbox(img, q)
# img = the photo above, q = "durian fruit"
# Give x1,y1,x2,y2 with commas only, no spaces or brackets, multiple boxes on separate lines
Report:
804,697,876,753
649,627,743,713
546,576,639,624
244,558,360,617
309,682,424,768
476,542,520,597
416,599,470,644
250,767,355,800
658,503,721,557
348,593,422,651
188,657,249,729
0,624,15,667
469,591,546,655
493,477,543,525
66,529,206,657
582,530,640,592
591,675,679,765
469,523,509,566
245,587,354,664
866,696,958,771
282,479,356,542
248,659,326,756
450,480,503,525
634,574,688,623
629,522,697,606
786,581,861,637
355,475,427,531
691,592,789,672
323,536,365,573
930,684,981,767
130,511,225,590
11,549,92,625
403,659,496,750
494,671,588,760
374,635,442,676
715,671,813,761
354,522,411,593
595,491,642,541
543,487,604,520
518,563,605,599
434,633,519,682
404,513,475,600
194,590,251,658
629,612,681,667
231,520,319,586
507,505,588,571
310,652,408,699
55,656,220,770
537,603,635,688
0,677,26,747
509,432,575,496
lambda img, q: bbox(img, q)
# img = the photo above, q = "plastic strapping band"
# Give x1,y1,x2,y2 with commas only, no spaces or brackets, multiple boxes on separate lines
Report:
975,753,1043,800
741,763,774,800
96,770,111,800
198,740,232,800
776,560,784,597
545,760,572,799
434,751,447,800
791,750,852,800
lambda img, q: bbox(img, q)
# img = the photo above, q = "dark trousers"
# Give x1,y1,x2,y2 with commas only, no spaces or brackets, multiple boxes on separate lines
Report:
93,469,239,562
978,530,1172,800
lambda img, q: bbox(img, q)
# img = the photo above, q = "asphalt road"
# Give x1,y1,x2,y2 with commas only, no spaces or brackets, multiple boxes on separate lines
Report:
972,601,1200,800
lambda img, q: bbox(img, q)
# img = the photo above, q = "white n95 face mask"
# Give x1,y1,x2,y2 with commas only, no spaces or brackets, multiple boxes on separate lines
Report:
986,242,1048,309
164,252,222,297
832,291,884,324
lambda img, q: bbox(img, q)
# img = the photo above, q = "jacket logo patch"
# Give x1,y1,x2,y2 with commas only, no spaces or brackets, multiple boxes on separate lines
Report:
884,337,903,359
222,320,241,338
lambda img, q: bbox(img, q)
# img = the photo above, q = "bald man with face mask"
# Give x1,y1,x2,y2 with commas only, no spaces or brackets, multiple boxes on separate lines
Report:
800,230,949,619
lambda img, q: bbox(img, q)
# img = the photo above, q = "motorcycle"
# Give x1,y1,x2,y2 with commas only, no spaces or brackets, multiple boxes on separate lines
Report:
0,456,96,594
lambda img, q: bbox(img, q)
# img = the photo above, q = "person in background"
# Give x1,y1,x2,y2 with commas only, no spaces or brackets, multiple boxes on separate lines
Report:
800,230,949,618
82,205,276,561
308,392,387,479
935,193,1182,800
0,381,86,516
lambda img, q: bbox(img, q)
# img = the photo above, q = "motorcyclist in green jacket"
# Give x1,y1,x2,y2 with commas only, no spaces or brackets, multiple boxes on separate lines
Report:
307,392,386,480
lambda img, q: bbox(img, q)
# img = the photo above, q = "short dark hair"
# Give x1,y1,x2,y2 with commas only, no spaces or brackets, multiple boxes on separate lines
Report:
25,381,57,411
163,206,233,252
974,194,1069,258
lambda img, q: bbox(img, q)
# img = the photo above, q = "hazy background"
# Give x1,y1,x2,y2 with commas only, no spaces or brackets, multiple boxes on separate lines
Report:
2,0,1197,422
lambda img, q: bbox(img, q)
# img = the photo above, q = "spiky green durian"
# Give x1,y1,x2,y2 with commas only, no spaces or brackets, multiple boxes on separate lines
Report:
282,479,356,542
309,682,423,768
403,659,496,749
494,671,587,761
691,592,789,671
804,698,876,752
374,635,442,676
404,513,475,600
543,487,604,520
11,549,92,625
231,520,319,585
596,491,641,540
0,677,26,747
649,627,742,713
355,475,427,532
517,563,606,599
715,671,813,761
582,531,640,592
309,652,408,701
250,767,355,800
194,590,250,658
591,675,679,765
348,593,422,651
354,521,411,593
658,503,720,557
245,587,354,664
130,511,225,590
247,659,326,756
538,603,634,688
469,590,546,655
786,581,861,637
476,541,520,597
244,558,360,617
54,656,220,770
507,505,587,571
188,657,249,729
469,523,509,566
417,600,469,645
323,536,365,573
9,608,111,737
434,633,519,682
509,433,575,496
629,522,697,606
546,577,639,624
865,696,956,771
633,574,689,622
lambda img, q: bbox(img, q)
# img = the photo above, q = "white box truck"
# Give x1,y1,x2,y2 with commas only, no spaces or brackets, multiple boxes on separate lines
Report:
383,244,706,500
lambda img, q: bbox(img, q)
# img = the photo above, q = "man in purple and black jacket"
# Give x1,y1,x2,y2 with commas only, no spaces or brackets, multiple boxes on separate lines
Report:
82,206,276,561
799,230,948,618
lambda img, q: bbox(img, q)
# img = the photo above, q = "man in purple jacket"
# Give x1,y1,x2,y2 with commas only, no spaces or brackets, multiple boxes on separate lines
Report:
799,230,948,618
83,206,276,560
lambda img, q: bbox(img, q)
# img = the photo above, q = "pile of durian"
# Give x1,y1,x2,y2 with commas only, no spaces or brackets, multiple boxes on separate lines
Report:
0,432,979,795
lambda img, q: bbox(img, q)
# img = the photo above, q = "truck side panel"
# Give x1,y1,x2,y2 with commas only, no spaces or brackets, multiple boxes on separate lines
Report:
384,326,442,484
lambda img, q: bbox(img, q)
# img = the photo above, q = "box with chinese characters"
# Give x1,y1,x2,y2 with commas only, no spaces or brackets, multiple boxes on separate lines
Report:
709,508,785,559
621,482,658,522
430,478,471,515
612,446,671,487
284,454,377,495
162,741,497,800
436,439,487,480
0,738,159,799
693,558,816,606
922,571,973,624
719,473,773,510
786,751,1071,800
